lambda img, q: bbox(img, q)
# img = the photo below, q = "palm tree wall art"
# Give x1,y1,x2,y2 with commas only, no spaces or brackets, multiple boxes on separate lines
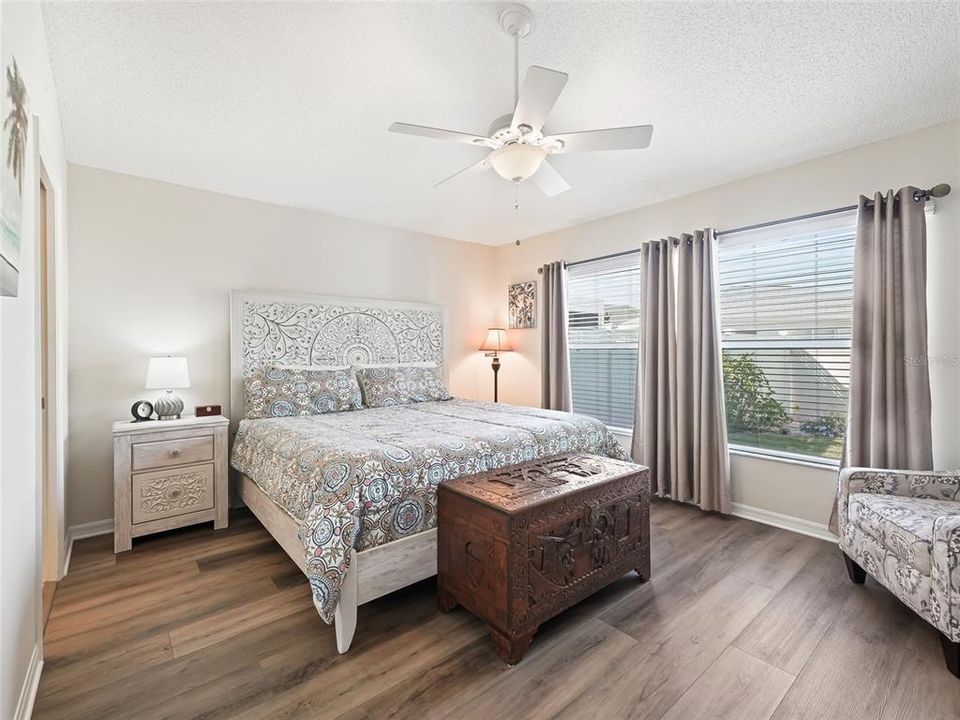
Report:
4,57,27,194
0,47,28,298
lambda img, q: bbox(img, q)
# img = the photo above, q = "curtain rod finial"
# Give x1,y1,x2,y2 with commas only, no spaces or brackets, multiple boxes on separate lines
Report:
915,183,951,202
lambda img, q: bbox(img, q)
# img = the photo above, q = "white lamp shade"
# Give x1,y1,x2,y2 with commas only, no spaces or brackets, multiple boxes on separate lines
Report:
488,144,546,183
146,356,191,390
479,328,513,353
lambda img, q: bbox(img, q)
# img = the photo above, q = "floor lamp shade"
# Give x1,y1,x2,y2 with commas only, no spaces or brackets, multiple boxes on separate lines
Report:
480,328,513,354
146,356,190,419
479,328,512,402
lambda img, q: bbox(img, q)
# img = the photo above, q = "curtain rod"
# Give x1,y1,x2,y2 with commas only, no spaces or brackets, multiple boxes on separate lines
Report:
536,248,640,273
714,204,857,238
567,248,640,269
716,183,950,237
535,184,951,273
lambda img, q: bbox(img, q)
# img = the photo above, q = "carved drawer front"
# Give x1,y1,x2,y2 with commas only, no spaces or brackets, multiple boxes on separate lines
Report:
132,464,214,524
132,435,213,471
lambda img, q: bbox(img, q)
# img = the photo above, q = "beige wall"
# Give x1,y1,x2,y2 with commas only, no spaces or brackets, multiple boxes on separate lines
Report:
494,120,960,525
1,3,69,718
66,165,498,526
66,121,960,533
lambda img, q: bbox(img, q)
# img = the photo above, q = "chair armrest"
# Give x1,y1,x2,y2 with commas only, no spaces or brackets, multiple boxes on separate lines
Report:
839,467,960,501
932,514,960,643
837,467,960,537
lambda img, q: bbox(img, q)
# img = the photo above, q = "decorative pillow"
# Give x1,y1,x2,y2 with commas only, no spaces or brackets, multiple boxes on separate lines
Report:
356,365,452,408
245,366,363,419
274,364,351,372
353,362,438,369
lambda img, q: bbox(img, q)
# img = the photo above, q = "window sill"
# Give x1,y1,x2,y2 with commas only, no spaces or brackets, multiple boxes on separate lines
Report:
729,445,840,471
606,428,840,472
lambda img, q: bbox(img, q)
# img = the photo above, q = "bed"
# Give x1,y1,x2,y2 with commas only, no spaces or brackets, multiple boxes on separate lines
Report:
229,290,628,652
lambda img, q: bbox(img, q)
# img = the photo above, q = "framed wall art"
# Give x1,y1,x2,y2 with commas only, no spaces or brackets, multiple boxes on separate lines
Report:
508,280,536,329
0,38,28,298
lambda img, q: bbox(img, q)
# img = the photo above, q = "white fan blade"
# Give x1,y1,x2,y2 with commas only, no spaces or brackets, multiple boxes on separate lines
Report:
544,125,653,153
532,160,570,197
511,66,568,134
389,122,494,147
433,156,491,188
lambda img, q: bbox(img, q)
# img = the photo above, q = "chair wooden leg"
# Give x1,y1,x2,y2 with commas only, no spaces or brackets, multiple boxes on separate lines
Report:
843,552,866,584
942,633,960,679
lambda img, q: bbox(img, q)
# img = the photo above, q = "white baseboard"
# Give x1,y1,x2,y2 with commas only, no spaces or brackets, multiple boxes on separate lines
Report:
731,502,836,543
14,644,43,720
69,518,114,540
62,519,114,576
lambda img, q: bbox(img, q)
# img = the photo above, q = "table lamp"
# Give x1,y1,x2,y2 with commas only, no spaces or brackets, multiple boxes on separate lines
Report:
479,328,512,403
146,356,190,420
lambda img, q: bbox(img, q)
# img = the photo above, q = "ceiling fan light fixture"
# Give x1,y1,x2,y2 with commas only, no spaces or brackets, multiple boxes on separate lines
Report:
489,143,546,183
387,4,652,198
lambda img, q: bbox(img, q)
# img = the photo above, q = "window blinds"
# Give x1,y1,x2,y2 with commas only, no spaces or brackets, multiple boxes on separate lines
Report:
567,252,642,429
718,210,856,460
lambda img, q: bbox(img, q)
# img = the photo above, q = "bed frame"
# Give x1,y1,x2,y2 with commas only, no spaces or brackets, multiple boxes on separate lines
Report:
230,290,447,652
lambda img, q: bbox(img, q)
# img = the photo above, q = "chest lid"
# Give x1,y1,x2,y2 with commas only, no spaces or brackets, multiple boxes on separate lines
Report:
441,453,643,512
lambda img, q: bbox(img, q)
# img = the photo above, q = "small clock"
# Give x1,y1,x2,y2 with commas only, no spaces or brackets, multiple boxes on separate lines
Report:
131,400,155,422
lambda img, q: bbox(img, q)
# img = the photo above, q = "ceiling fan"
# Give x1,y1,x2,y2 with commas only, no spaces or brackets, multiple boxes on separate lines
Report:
388,4,653,198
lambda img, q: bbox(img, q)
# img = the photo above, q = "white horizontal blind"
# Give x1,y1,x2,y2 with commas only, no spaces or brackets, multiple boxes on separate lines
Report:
718,210,856,461
567,253,642,429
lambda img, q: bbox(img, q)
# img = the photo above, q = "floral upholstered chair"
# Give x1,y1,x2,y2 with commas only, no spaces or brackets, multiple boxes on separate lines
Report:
837,467,960,678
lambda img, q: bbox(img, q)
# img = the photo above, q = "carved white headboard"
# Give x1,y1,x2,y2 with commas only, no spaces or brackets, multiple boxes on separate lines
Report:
230,290,447,420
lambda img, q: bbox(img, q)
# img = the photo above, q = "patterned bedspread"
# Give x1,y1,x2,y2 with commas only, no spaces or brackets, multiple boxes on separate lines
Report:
230,399,629,621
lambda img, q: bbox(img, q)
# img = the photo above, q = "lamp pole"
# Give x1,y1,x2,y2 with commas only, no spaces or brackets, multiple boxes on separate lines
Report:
491,352,501,402
480,327,511,403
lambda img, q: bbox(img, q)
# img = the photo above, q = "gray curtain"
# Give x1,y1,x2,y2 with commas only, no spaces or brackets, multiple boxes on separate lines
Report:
632,230,730,513
541,261,572,411
846,187,933,469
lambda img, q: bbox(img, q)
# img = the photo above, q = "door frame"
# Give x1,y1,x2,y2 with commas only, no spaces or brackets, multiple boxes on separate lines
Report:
33,118,66,594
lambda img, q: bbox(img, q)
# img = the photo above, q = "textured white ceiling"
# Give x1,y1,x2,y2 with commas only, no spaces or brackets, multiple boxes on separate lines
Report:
43,1,960,246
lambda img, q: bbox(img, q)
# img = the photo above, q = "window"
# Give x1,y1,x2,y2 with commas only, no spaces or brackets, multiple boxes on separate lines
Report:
718,211,856,462
567,253,642,429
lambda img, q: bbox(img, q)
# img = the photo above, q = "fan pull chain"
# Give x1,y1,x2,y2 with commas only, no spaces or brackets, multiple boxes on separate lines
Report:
514,183,521,245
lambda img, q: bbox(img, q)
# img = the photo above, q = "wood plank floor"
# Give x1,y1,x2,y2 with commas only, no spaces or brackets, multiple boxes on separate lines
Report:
34,502,960,720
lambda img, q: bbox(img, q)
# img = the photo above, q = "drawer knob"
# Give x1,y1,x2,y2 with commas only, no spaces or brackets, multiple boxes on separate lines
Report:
169,448,181,457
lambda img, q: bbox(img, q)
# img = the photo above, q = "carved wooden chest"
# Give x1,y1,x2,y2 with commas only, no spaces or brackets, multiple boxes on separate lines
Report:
437,453,650,664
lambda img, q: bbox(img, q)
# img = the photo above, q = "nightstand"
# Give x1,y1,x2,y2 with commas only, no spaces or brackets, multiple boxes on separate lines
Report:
113,415,229,552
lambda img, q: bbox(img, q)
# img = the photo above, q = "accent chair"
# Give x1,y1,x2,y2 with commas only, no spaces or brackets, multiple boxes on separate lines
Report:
837,467,960,678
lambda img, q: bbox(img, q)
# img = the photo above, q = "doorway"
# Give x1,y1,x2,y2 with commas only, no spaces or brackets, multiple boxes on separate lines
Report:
38,163,62,632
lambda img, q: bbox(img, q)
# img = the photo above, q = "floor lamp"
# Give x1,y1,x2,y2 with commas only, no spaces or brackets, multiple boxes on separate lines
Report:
480,328,512,403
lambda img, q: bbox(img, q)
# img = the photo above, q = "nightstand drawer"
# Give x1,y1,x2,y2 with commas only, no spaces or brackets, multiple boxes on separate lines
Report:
132,464,215,524
132,435,213,471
